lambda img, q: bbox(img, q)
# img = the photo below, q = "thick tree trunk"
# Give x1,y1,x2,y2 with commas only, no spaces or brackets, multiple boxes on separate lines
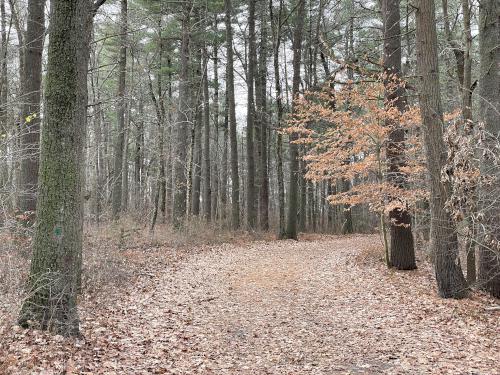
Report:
19,0,93,336
381,0,416,270
19,0,45,213
111,0,127,220
478,0,500,298
225,0,240,229
284,0,306,240
415,0,467,298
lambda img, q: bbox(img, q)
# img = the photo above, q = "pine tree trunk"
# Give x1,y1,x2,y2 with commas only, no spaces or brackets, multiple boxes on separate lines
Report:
225,0,240,229
173,5,192,227
381,0,416,270
246,0,257,230
211,28,220,222
165,57,173,221
271,0,285,236
134,98,144,211
257,2,269,231
415,0,467,298
284,0,306,240
111,0,127,220
191,59,202,217
19,0,93,336
19,0,45,213
202,45,211,220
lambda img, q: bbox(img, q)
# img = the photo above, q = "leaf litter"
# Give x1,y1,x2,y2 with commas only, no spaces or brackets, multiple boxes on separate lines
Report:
1,235,498,374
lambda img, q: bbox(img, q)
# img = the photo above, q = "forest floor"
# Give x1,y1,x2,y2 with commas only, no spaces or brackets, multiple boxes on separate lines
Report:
1,234,499,374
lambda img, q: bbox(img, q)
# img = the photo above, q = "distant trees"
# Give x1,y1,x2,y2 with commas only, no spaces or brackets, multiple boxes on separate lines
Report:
0,0,497,326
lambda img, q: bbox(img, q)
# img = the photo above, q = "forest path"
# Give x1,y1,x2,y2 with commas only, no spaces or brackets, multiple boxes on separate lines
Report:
2,235,498,374
77,235,497,374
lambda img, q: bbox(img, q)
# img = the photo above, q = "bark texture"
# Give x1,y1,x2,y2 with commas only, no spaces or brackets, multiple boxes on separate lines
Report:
478,0,500,298
415,0,467,298
19,0,93,336
225,0,240,229
382,0,416,270
284,0,306,240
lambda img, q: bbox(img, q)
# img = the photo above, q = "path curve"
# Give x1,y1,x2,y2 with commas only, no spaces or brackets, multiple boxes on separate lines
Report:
3,235,499,374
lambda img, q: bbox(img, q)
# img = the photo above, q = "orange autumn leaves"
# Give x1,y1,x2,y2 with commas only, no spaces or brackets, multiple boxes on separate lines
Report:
286,76,428,215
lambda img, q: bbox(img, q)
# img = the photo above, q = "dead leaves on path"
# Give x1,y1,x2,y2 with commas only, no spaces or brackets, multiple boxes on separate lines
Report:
1,235,499,374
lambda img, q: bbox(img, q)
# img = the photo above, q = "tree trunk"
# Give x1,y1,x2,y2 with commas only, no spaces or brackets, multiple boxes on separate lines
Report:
111,0,127,220
257,1,269,231
173,4,192,227
382,0,416,270
19,0,93,336
202,45,211,220
478,0,500,298
271,0,285,236
415,0,467,298
165,58,173,221
211,25,220,222
191,57,202,217
284,0,306,240
225,0,240,229
246,0,257,230
134,98,144,211
442,0,476,283
19,0,45,212
0,0,9,200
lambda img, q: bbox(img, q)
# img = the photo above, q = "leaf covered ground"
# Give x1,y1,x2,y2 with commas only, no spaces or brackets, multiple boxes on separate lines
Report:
1,235,499,374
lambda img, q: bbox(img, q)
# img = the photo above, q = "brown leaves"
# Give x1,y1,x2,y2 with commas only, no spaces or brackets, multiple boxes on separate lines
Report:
285,77,426,216
1,235,498,374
